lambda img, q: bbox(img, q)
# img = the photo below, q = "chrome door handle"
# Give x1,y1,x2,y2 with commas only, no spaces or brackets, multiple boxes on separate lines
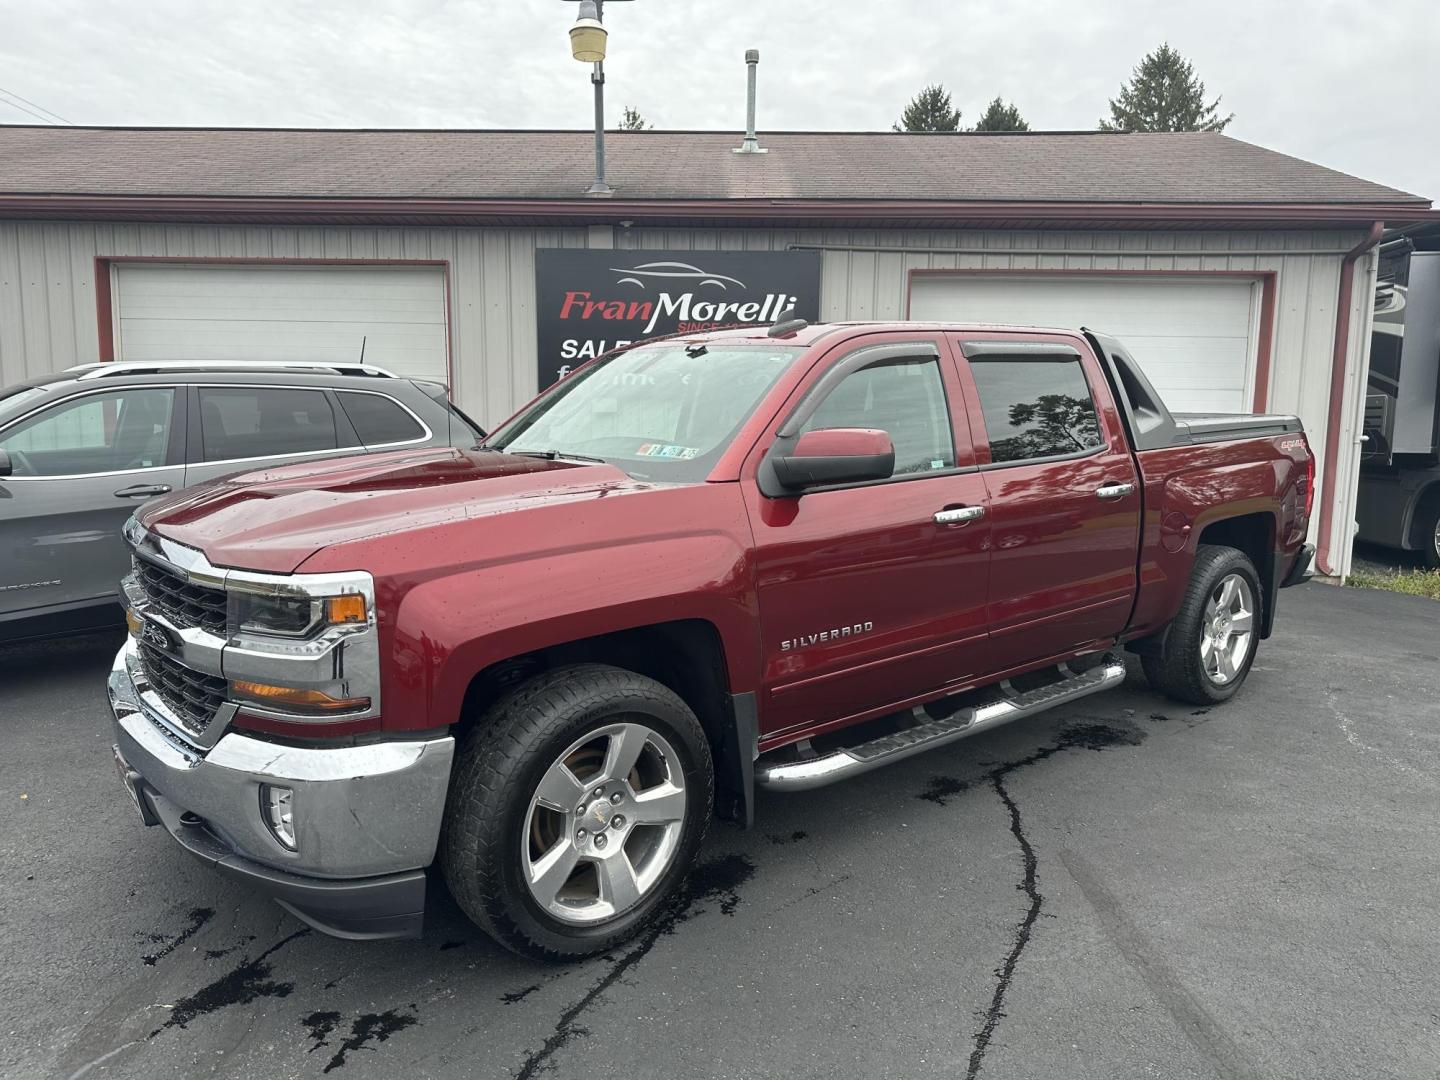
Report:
934,506,985,525
114,484,171,498
1095,482,1136,500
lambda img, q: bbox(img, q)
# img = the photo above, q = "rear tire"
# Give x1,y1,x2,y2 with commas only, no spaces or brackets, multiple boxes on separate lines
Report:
441,663,713,962
1141,545,1262,707
1419,501,1440,570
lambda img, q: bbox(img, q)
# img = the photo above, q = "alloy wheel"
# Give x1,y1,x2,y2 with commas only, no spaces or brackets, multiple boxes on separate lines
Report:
521,721,687,925
1199,572,1255,686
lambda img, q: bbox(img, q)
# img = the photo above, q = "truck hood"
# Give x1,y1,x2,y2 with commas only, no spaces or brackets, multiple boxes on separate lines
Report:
139,447,657,572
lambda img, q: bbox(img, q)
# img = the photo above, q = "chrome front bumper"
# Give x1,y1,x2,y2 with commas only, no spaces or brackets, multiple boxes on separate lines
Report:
108,639,454,936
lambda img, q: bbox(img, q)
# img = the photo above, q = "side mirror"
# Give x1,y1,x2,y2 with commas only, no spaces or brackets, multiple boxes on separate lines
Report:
772,428,895,491
0,450,11,478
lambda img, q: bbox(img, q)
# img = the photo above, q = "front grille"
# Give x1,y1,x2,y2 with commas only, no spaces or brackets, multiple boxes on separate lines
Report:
136,558,227,636
138,641,227,733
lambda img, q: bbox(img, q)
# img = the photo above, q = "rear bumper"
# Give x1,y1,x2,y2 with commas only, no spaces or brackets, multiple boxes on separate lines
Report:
1281,543,1315,588
107,640,454,939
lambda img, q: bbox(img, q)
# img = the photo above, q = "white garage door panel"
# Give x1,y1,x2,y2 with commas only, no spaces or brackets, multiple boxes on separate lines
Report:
113,264,449,383
909,274,1257,413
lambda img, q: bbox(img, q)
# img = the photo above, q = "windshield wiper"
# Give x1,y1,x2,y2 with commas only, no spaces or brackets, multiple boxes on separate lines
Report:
508,449,607,464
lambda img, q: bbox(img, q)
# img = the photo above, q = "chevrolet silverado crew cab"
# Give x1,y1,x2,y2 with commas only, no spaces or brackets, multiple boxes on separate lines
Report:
108,320,1315,960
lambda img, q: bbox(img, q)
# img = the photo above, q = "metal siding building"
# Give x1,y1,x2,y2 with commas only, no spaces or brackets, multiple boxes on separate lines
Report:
0,127,1431,577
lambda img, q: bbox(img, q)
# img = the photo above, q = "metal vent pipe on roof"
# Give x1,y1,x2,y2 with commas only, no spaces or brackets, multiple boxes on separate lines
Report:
734,49,766,154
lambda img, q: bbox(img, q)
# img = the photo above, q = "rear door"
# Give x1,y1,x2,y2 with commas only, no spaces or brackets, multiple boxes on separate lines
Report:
0,384,186,623
745,334,992,738
183,383,369,487
953,335,1141,669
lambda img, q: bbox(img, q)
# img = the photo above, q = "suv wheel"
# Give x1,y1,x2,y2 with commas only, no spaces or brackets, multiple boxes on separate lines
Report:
1142,545,1262,706
442,663,713,961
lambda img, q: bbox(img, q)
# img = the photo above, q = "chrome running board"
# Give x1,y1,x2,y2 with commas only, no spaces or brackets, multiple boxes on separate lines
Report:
754,655,1128,792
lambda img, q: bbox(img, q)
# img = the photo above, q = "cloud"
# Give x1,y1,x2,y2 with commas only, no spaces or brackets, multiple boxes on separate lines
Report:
0,0,1433,199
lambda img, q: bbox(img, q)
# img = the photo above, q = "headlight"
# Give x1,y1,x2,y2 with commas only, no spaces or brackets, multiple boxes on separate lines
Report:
235,592,322,637
232,590,369,639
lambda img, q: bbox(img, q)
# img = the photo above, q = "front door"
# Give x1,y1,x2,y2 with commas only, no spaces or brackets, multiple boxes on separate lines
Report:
955,337,1141,670
745,338,992,739
0,385,186,627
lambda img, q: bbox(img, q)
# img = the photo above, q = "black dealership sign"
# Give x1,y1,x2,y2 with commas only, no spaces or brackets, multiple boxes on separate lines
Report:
534,249,822,390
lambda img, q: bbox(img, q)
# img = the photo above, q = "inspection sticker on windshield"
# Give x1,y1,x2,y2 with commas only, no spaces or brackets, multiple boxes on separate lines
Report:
635,443,700,459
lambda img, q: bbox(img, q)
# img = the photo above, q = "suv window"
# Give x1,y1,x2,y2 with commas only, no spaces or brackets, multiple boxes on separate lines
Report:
802,357,956,475
969,358,1105,465
337,391,425,446
0,387,175,476
198,387,338,462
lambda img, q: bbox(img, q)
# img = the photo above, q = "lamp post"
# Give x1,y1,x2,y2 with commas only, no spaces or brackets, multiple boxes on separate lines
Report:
565,0,629,197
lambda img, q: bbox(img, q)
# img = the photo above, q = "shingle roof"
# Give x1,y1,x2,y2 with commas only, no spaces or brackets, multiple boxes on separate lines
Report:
0,126,1426,206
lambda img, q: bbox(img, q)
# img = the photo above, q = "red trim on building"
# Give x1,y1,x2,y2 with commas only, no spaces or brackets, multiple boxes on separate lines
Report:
1252,274,1277,411
4,194,1432,229
903,267,1279,411
93,257,115,362
92,256,456,386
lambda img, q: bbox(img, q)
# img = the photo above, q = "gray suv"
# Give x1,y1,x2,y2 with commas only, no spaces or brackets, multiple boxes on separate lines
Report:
0,360,483,643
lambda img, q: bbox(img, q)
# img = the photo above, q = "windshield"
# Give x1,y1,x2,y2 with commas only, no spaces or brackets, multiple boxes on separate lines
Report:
488,344,806,482
0,386,51,424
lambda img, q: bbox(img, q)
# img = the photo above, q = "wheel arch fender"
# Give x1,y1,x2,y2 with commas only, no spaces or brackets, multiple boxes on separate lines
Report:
389,537,761,824
1404,477,1440,554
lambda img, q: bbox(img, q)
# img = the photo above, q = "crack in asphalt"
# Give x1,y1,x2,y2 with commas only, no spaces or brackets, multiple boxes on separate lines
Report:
952,720,1146,1080
150,927,311,1035
140,906,214,966
512,853,755,1079
320,1007,419,1073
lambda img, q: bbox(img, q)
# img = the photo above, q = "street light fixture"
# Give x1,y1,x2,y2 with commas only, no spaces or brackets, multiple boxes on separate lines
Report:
564,0,630,197
569,1,607,62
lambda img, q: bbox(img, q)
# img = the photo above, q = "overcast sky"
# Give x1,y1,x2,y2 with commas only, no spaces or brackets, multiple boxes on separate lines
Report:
1,0,1435,200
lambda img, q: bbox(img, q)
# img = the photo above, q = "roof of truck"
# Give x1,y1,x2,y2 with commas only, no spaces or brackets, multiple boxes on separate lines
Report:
657,321,1085,348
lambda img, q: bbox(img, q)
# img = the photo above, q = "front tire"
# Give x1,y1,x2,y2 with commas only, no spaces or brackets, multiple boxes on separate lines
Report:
1141,545,1262,706
441,663,713,961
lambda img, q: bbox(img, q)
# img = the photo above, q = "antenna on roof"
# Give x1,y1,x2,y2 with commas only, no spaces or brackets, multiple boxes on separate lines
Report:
359,335,367,363
768,306,807,338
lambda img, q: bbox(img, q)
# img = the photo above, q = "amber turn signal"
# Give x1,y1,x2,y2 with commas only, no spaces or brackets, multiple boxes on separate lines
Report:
125,609,143,636
231,680,370,713
326,594,368,625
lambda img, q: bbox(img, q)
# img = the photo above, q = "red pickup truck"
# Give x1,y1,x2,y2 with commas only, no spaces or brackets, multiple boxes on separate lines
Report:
108,320,1315,960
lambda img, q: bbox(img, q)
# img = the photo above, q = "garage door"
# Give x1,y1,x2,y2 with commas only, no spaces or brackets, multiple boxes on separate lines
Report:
909,274,1260,413
111,263,449,383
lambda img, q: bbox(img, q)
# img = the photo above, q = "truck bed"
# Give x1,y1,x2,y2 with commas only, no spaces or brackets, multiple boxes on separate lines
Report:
1171,412,1303,444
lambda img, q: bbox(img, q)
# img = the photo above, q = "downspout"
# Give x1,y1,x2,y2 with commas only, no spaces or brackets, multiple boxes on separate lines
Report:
1315,220,1383,576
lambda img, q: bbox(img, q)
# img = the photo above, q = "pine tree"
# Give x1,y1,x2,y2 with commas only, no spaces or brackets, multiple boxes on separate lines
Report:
1099,43,1232,132
619,106,652,131
893,84,962,132
973,97,1030,132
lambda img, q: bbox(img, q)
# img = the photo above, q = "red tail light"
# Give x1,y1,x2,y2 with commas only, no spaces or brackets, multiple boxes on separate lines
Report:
1303,443,1315,518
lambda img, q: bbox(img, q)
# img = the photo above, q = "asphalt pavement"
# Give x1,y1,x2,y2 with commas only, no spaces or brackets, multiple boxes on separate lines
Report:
2,583,1438,1080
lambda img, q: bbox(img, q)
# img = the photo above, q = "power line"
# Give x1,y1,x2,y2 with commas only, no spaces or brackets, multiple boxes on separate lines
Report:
0,85,73,125
0,95,57,125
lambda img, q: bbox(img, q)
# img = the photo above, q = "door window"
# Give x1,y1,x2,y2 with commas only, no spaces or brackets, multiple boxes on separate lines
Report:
0,387,175,476
968,358,1105,465
802,357,956,475
198,387,339,462
337,391,426,446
